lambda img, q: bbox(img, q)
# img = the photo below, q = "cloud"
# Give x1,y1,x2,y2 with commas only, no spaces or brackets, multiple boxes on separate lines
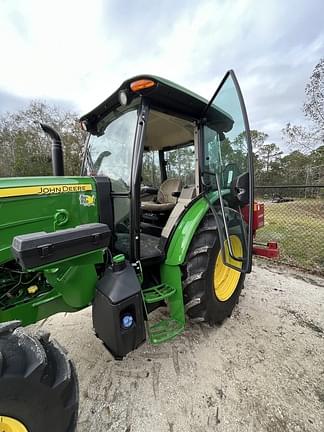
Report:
0,90,76,115
0,0,111,104
0,90,28,113
0,0,323,149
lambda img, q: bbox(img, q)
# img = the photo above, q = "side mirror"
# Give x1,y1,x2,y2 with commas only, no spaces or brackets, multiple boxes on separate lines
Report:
233,172,249,205
222,163,238,188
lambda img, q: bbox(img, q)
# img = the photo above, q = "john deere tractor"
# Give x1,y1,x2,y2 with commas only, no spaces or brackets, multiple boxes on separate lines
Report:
0,71,270,431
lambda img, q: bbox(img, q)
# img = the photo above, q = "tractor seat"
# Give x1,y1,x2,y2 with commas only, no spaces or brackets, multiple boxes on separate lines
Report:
141,178,182,212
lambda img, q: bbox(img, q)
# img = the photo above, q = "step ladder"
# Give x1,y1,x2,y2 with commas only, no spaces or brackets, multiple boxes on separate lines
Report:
142,283,185,344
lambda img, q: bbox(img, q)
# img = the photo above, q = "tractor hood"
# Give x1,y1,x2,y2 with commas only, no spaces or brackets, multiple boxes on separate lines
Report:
0,176,99,264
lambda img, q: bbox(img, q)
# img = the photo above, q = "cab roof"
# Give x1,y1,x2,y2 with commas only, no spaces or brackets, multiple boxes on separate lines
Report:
80,74,232,133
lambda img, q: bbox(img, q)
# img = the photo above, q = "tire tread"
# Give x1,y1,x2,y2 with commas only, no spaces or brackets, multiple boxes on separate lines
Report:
183,211,244,325
0,323,79,432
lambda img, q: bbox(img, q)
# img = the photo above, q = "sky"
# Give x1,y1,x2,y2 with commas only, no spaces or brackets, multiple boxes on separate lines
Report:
0,0,323,148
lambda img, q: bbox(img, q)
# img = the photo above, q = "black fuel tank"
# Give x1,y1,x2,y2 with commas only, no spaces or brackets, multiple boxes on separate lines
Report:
92,257,146,359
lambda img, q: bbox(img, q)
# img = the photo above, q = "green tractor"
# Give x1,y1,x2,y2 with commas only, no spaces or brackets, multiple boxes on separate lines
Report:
0,70,271,431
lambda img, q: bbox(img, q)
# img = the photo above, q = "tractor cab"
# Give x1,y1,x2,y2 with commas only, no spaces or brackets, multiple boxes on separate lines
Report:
0,71,256,361
81,72,253,272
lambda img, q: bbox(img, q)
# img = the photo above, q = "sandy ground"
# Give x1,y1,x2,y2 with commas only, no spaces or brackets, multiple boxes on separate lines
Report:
35,262,324,432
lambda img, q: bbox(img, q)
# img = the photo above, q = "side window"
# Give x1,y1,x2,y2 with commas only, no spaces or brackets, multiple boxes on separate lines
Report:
165,145,195,185
142,150,161,187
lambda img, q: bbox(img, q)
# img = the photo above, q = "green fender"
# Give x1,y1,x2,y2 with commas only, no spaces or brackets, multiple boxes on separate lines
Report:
165,191,226,266
160,191,227,326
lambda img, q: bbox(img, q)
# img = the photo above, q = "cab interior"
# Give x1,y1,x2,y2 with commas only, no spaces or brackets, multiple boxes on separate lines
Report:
115,109,198,263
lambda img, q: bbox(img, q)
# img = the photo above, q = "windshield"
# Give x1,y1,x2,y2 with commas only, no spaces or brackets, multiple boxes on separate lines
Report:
85,108,138,192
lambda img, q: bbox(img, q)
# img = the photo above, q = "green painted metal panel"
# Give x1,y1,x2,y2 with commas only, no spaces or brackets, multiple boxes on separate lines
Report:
0,176,103,326
160,264,185,325
142,265,185,344
165,197,209,266
0,176,99,264
165,190,228,266
0,254,103,327
152,191,228,337
0,292,77,325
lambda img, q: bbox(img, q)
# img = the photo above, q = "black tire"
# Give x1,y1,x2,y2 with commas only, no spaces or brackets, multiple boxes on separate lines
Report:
0,321,79,432
183,212,245,325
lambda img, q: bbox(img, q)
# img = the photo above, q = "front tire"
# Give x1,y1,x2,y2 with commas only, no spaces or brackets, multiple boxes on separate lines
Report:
183,212,245,325
0,321,79,432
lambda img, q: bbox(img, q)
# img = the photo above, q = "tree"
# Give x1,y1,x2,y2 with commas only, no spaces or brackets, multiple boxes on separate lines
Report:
0,101,85,177
230,130,280,184
165,146,195,185
250,129,269,151
257,143,282,173
282,58,324,151
309,145,324,167
142,150,160,187
304,58,324,129
282,123,315,152
309,145,324,185
248,130,269,184
280,150,309,184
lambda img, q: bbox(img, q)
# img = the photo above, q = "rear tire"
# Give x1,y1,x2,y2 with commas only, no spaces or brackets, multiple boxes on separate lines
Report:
183,212,245,325
0,321,79,432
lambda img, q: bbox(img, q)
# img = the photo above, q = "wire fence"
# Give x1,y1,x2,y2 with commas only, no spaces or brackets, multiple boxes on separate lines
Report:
255,185,324,275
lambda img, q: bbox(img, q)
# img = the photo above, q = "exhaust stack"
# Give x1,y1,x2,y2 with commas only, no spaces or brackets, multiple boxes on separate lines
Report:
40,123,64,176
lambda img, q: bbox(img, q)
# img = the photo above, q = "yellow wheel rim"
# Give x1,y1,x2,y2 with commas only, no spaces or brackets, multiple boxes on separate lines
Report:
214,235,243,301
0,416,28,432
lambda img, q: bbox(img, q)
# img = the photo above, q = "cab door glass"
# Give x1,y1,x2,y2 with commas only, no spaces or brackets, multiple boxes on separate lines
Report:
202,71,253,272
165,145,195,185
142,150,161,188
203,75,249,191
85,106,140,258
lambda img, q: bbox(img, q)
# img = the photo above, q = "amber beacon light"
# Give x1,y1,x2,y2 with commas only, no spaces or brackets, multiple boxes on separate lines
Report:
130,79,156,92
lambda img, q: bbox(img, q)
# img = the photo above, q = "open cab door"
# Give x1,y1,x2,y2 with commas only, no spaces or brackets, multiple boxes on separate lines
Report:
200,70,254,273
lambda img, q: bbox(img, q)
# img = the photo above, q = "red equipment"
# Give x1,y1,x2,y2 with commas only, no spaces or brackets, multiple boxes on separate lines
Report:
242,202,279,259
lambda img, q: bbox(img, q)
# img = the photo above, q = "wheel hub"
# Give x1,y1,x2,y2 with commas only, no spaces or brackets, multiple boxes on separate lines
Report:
214,235,243,301
0,416,28,432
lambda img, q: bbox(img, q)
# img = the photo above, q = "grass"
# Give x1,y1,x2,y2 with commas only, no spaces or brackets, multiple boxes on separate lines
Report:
255,199,324,274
